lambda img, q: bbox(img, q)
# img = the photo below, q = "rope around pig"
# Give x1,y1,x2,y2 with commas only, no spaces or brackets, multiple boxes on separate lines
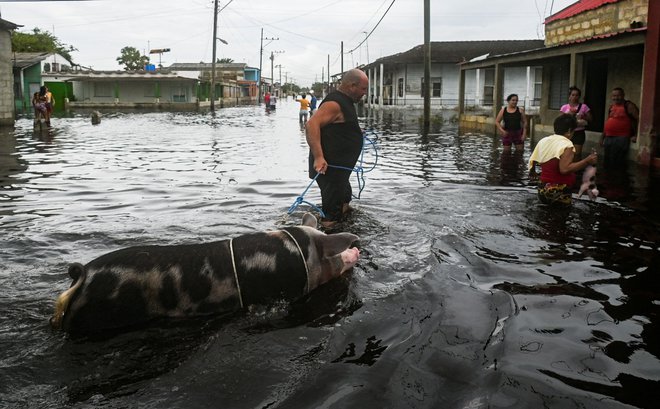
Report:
288,130,379,218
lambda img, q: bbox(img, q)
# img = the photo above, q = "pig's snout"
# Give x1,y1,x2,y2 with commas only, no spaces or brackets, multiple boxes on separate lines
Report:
340,247,360,272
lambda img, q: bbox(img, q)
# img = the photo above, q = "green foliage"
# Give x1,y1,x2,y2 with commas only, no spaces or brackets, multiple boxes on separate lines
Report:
310,82,324,96
116,46,150,71
281,82,301,95
11,28,77,63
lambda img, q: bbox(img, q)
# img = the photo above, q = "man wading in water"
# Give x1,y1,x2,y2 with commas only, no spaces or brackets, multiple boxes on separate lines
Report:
305,68,369,228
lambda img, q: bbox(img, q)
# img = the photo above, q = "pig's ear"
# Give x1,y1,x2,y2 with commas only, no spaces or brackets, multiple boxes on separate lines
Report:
317,233,359,257
301,213,318,228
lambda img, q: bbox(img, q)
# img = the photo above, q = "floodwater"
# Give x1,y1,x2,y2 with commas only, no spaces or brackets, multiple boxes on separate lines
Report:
1,99,659,409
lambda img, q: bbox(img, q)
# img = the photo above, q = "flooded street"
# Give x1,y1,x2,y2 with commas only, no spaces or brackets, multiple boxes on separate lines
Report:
1,99,659,409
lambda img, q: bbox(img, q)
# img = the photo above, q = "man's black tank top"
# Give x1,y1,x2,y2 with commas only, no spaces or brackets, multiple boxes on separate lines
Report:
308,91,363,179
502,107,522,131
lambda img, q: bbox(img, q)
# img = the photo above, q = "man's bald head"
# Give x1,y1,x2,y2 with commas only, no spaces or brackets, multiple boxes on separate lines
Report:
338,69,369,102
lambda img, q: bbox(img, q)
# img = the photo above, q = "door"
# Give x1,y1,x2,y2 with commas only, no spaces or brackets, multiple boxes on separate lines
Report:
584,59,608,132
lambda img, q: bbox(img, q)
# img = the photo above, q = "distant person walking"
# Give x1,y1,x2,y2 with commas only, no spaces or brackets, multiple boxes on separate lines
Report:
296,93,310,124
44,86,55,126
600,87,639,167
309,90,318,116
529,114,598,205
32,89,47,124
496,94,527,152
264,92,271,107
560,86,591,160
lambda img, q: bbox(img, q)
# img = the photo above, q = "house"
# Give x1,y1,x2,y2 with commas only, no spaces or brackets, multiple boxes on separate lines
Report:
0,18,21,126
58,70,199,109
362,40,544,110
12,52,74,115
458,0,658,165
168,62,259,107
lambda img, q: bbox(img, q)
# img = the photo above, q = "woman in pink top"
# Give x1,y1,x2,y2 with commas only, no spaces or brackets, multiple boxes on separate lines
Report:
560,86,592,159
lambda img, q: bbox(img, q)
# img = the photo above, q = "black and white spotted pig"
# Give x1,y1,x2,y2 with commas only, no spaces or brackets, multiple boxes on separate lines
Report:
50,213,359,334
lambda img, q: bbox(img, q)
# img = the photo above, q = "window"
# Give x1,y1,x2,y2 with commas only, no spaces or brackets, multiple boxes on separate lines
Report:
548,63,569,109
421,77,442,97
533,67,542,107
483,69,494,106
94,83,113,97
398,78,404,98
172,86,187,102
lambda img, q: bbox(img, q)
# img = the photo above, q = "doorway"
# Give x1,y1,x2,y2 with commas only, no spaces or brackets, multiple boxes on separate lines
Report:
584,59,608,132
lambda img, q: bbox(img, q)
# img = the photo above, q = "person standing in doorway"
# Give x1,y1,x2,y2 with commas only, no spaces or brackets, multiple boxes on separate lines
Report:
560,86,591,160
496,94,527,152
600,87,639,167
306,68,369,228
297,93,310,124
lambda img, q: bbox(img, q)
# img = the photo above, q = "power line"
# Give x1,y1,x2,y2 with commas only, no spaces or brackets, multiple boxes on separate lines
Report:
346,0,396,54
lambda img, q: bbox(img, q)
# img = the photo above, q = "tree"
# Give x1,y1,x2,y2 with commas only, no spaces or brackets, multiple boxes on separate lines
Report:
11,28,77,63
311,82,324,96
116,46,149,71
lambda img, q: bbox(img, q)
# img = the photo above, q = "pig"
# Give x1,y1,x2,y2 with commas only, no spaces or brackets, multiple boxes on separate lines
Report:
50,213,359,335
577,165,598,200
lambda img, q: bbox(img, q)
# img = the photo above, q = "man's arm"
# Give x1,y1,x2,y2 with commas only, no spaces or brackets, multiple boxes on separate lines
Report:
627,101,640,141
305,101,343,174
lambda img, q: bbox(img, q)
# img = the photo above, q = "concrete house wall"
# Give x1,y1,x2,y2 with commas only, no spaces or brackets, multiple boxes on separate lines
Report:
0,21,17,126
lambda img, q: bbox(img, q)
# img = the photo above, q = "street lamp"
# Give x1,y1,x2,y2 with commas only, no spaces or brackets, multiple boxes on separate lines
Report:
210,36,229,111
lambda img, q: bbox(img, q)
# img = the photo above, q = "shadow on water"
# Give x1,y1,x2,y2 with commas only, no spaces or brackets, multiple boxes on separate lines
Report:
1,107,660,408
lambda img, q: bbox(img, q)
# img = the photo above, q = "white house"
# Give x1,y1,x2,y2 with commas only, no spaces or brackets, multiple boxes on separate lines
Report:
362,40,545,111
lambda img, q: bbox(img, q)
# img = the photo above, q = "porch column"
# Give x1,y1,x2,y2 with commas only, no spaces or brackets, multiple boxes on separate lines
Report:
379,63,384,108
525,66,531,109
372,67,377,106
569,52,584,91
638,0,660,164
475,69,480,107
493,63,504,118
458,67,466,116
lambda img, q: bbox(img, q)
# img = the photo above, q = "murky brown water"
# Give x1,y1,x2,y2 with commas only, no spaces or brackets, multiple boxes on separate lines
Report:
1,100,659,408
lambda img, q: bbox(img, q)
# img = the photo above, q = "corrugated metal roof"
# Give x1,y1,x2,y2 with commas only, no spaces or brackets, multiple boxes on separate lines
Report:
545,0,622,24
0,18,22,30
11,52,51,68
364,40,545,68
168,62,247,70
51,71,198,82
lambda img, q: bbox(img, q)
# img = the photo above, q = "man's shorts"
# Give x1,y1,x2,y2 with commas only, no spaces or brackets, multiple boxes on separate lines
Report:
502,129,523,146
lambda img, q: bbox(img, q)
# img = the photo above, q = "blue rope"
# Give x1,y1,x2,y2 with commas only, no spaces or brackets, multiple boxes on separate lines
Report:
288,129,379,217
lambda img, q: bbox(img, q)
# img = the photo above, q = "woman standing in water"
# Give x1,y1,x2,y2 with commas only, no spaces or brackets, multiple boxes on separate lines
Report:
560,86,592,160
496,94,527,152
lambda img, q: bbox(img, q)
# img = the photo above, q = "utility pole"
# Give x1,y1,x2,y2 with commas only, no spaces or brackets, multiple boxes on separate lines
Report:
270,50,284,96
210,0,219,111
258,29,278,103
327,54,330,96
275,64,283,87
341,41,344,76
423,0,431,132
363,31,370,64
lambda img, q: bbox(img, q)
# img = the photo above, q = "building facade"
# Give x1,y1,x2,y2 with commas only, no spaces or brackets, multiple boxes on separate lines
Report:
459,0,657,164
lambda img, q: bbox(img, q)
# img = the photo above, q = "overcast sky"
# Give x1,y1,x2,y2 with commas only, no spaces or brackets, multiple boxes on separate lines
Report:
1,0,577,86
